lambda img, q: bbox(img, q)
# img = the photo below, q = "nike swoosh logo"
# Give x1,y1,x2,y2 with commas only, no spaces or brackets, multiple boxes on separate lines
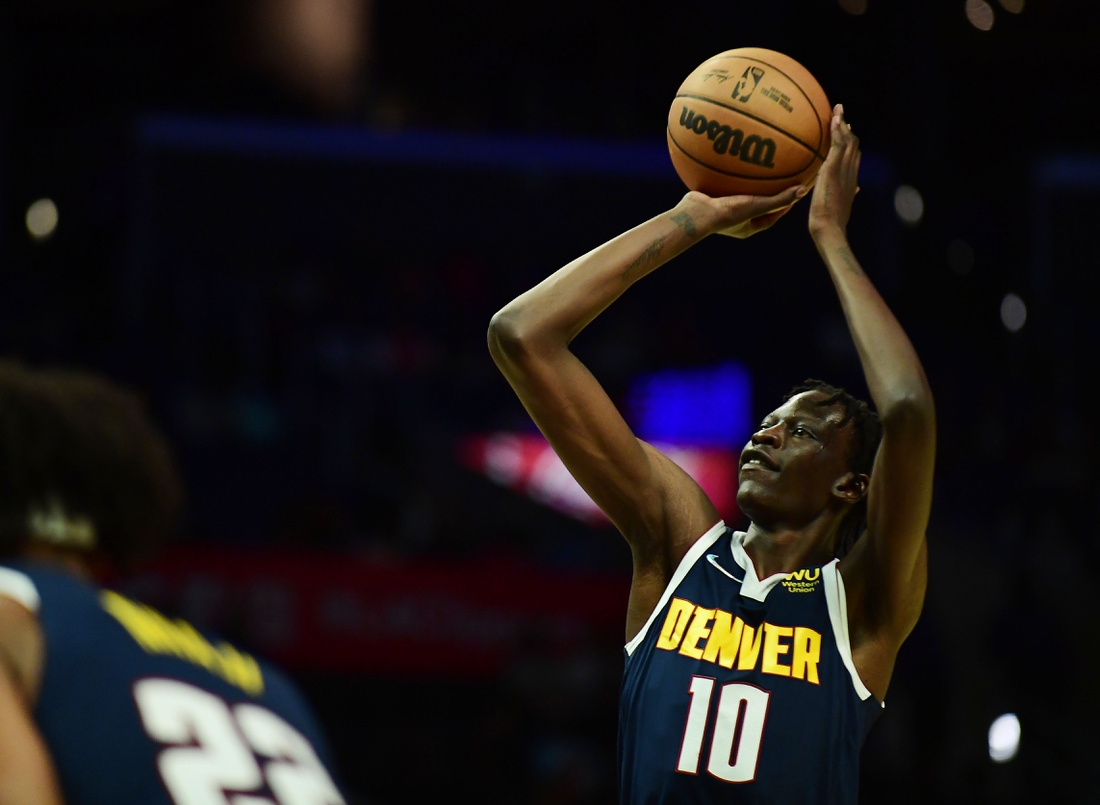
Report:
706,554,743,582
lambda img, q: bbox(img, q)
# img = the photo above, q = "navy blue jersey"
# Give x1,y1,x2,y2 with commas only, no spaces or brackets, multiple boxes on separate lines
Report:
619,524,882,805
0,562,345,805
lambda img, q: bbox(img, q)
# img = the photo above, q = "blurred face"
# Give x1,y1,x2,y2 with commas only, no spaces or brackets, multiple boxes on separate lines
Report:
736,391,860,530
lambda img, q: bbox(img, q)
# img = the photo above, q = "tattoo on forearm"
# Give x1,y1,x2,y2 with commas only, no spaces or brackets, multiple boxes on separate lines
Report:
837,246,865,277
623,236,665,280
670,211,697,238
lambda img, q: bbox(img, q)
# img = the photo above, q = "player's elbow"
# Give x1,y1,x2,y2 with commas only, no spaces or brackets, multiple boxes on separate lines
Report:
489,299,569,372
878,388,935,434
488,307,530,365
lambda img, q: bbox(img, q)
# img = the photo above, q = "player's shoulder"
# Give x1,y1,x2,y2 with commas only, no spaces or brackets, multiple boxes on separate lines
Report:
0,563,46,610
254,660,331,747
256,658,310,713
0,560,112,643
0,563,46,698
0,560,99,609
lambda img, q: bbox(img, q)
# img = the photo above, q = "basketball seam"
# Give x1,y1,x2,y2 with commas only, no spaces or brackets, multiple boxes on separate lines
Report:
675,92,825,165
701,54,827,150
666,126,822,183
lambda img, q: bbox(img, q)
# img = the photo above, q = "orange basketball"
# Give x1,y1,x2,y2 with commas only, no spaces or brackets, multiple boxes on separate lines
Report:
667,48,832,197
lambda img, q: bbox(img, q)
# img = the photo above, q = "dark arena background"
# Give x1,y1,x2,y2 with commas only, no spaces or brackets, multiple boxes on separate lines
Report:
2,0,1099,802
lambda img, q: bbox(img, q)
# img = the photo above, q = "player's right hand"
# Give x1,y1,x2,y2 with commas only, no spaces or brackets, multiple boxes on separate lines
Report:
681,185,807,239
808,104,861,239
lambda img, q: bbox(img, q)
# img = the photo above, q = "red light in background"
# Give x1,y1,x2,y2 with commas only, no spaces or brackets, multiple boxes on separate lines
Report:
458,433,739,526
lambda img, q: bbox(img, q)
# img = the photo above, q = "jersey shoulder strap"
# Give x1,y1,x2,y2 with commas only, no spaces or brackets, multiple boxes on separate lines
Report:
625,521,726,657
822,560,878,703
0,565,42,614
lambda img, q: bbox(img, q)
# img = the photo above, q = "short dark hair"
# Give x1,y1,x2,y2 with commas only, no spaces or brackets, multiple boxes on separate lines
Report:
783,379,882,557
0,361,183,568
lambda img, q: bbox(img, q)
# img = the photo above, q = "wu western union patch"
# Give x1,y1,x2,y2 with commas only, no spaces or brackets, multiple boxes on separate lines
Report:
781,567,821,593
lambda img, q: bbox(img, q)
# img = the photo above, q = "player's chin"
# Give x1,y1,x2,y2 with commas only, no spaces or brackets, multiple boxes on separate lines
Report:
735,481,777,521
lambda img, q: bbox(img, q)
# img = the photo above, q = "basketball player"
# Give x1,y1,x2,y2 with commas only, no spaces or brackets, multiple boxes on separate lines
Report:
0,362,346,805
488,106,934,802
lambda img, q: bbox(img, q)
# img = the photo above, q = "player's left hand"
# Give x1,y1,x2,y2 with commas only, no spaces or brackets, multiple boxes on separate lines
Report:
808,104,861,239
682,184,807,240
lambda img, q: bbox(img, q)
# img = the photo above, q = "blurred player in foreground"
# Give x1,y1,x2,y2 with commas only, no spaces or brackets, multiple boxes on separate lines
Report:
0,363,346,805
489,106,935,803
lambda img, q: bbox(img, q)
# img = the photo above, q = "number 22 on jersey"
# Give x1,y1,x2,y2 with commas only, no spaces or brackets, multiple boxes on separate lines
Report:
134,677,345,805
677,676,770,783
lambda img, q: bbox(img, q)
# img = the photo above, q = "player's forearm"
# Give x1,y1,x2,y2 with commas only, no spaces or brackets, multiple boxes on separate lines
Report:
488,199,713,356
813,228,933,423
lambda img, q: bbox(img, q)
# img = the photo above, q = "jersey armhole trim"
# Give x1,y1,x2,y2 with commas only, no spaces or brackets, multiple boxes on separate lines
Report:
822,559,882,707
0,567,41,614
624,521,725,656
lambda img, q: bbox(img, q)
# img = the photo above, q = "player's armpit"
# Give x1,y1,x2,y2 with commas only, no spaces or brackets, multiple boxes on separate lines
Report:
0,653,64,805
863,400,935,632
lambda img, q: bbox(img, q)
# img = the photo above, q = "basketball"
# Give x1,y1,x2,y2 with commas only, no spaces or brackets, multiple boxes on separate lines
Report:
667,48,832,198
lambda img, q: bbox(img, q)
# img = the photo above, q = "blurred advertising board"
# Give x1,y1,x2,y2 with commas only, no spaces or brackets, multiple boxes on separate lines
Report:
458,433,739,525
123,547,630,677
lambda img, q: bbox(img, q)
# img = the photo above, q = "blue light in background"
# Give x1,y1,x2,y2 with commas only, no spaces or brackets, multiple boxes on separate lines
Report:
137,115,890,186
629,362,752,448
139,115,677,179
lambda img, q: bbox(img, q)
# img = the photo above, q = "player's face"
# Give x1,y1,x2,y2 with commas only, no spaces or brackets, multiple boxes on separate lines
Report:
736,391,858,529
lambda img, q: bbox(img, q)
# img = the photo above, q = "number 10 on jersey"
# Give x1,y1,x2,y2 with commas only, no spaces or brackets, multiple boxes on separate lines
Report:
677,676,770,783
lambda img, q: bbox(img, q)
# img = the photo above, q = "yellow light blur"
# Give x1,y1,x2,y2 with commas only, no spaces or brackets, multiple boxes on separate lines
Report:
25,198,59,240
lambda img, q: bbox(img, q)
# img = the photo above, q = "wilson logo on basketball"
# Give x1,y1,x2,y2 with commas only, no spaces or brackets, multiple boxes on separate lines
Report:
677,107,777,168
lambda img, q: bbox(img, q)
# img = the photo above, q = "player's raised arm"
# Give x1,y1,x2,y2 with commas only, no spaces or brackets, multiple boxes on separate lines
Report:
809,106,936,696
488,187,804,626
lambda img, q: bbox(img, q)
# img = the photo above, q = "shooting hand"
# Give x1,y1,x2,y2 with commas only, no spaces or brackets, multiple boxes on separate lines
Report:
808,104,861,239
681,184,807,240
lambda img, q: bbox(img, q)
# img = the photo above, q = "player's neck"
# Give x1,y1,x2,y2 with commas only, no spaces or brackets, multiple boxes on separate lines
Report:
741,515,838,579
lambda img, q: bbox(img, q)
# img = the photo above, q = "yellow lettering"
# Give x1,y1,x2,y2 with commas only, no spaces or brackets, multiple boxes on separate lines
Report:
101,591,173,654
157,617,191,660
761,624,793,676
216,648,238,683
791,627,821,684
241,657,264,695
788,569,806,581
736,622,764,670
149,616,181,659
803,568,820,582
701,611,744,668
216,643,265,696
216,648,240,685
678,607,715,659
656,598,695,651
174,620,218,669
99,590,264,696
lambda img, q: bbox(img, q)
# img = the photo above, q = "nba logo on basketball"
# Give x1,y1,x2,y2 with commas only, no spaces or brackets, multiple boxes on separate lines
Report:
731,66,765,103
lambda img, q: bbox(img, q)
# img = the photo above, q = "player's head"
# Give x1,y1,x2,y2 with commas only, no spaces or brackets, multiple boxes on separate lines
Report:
736,379,881,557
0,360,184,570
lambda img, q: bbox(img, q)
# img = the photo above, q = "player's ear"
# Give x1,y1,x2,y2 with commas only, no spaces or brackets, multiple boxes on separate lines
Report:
832,472,869,504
